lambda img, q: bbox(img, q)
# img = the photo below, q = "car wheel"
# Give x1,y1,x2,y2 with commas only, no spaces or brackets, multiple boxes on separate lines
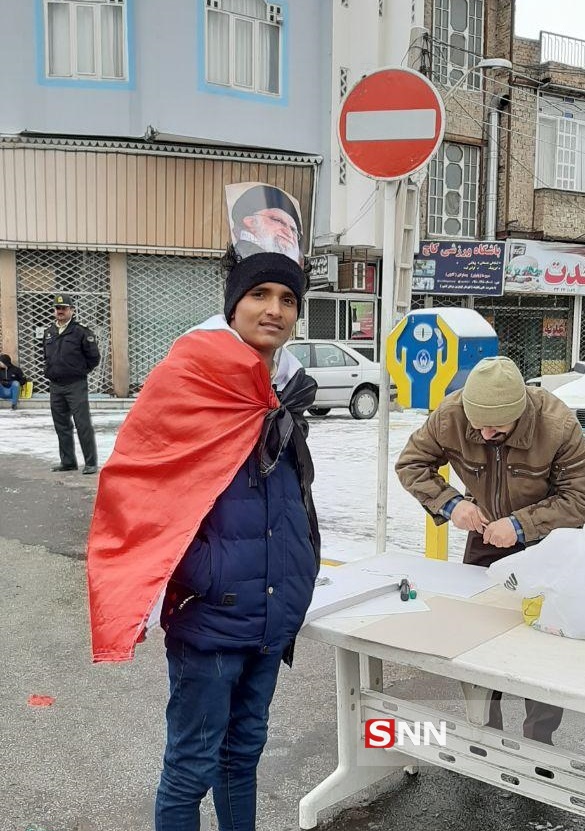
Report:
350,388,378,419
308,407,331,417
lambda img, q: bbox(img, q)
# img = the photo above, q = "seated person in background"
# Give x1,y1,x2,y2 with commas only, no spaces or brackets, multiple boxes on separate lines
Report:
0,353,26,410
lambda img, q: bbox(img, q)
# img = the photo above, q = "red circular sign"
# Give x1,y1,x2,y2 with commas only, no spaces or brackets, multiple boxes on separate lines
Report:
338,66,445,181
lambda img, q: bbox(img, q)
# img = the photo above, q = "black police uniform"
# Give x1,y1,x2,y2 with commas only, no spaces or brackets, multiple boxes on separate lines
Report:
43,319,101,470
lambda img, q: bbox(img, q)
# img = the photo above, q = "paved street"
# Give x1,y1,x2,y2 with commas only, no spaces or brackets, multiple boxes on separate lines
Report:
2,416,585,831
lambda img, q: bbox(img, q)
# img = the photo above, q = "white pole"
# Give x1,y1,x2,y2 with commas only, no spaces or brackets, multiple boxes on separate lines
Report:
376,179,398,555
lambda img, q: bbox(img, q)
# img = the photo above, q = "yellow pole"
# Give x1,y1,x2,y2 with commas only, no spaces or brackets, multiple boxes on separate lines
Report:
425,464,449,560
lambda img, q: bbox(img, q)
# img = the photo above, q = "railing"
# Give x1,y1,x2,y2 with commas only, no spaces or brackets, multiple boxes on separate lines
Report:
540,31,585,69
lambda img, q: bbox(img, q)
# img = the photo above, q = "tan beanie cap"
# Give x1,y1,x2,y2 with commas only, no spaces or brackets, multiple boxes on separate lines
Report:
462,357,527,427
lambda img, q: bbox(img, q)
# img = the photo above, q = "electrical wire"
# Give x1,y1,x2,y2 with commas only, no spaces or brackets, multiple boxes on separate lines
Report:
413,37,585,212
448,89,585,208
336,182,382,240
421,39,585,166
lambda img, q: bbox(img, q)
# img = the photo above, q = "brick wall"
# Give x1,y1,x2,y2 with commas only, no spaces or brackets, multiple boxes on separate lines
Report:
421,0,585,244
534,190,585,240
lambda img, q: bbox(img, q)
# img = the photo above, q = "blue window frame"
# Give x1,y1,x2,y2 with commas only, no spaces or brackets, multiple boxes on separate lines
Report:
201,0,287,103
37,0,134,89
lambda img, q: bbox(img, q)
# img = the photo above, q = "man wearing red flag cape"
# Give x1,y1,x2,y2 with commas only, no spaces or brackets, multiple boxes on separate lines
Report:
87,244,320,830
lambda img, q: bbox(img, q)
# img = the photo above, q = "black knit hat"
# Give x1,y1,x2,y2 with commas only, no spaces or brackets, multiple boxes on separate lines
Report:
224,252,308,321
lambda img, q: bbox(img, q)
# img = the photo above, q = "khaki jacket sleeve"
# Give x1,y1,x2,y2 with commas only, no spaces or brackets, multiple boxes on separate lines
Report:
395,409,463,526
514,415,585,542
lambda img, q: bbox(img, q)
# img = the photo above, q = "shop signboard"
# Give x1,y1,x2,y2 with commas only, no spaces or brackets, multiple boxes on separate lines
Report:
307,254,339,289
505,240,585,295
413,240,505,296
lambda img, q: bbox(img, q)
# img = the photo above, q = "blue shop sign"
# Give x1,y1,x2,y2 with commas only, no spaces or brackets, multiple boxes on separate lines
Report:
413,240,505,296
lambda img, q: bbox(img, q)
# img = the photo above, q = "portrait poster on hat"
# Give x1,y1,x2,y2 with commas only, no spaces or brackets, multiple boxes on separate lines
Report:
225,182,305,266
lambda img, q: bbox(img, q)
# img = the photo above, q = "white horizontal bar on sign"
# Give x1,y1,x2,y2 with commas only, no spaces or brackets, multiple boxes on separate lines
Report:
346,109,436,142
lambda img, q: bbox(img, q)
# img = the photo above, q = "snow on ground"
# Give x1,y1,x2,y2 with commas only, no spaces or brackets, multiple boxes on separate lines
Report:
0,407,467,562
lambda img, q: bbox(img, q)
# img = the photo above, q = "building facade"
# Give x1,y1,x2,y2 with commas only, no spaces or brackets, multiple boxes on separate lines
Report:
0,0,328,395
411,0,585,379
3,0,583,392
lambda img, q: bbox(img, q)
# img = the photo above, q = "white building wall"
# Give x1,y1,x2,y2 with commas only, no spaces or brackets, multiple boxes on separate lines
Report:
0,0,326,156
323,0,426,251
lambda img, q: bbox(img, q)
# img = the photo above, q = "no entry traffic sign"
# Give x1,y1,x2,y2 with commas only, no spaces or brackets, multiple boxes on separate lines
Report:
338,66,445,181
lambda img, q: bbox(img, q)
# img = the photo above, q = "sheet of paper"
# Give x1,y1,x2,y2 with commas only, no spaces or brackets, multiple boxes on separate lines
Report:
303,563,406,625
353,595,523,659
325,592,429,619
360,552,497,598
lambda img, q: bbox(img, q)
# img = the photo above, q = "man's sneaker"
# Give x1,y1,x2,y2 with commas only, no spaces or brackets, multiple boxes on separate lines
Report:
51,464,78,472
10,404,17,410
82,465,98,475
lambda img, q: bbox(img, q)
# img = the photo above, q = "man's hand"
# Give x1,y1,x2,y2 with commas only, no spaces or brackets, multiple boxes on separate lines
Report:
482,517,518,548
450,500,489,533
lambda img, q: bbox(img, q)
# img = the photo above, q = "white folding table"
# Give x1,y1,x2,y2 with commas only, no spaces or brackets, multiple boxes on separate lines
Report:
299,585,585,829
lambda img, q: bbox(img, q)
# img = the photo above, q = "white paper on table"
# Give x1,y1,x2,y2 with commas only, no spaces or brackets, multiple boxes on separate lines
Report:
326,592,430,619
360,552,496,598
303,563,407,625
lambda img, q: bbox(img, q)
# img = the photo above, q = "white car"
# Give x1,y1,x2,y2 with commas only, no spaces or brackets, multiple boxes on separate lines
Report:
529,362,585,429
286,339,383,419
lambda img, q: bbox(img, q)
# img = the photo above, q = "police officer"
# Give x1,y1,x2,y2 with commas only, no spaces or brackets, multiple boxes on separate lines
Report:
44,294,101,474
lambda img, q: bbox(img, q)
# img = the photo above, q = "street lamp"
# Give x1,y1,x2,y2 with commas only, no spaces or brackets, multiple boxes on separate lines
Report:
443,57,513,101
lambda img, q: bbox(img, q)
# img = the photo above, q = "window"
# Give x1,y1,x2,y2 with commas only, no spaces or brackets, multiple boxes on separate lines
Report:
206,0,281,95
536,95,585,192
287,343,311,368
44,0,127,80
314,344,348,369
428,142,479,237
432,0,484,90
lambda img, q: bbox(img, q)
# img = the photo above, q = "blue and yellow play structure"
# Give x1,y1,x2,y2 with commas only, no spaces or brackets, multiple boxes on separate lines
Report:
387,308,498,558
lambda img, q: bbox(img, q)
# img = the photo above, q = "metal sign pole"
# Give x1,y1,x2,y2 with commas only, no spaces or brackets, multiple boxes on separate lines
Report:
376,179,398,555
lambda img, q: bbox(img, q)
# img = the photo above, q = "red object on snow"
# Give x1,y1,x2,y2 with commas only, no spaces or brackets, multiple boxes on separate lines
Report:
27,695,55,707
87,329,278,664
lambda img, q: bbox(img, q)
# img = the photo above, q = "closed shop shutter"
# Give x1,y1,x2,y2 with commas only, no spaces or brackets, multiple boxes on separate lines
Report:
126,254,224,391
474,294,573,379
15,250,112,394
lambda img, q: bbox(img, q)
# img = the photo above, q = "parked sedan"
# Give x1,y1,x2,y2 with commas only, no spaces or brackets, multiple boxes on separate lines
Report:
286,339,382,419
528,362,585,429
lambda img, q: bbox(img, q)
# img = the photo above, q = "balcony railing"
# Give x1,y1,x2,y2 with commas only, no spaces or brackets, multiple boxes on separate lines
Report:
540,31,585,69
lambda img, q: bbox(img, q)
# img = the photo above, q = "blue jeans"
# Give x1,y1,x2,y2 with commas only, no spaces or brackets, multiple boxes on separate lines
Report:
0,381,20,407
155,638,283,831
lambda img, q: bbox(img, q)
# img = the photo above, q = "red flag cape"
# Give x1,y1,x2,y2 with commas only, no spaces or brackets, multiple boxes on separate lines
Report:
87,329,278,663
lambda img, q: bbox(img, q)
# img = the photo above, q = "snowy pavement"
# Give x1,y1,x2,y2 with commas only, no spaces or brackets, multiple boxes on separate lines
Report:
0,406,468,562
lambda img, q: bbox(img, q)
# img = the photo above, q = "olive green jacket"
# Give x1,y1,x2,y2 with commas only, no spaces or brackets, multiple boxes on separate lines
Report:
395,387,585,543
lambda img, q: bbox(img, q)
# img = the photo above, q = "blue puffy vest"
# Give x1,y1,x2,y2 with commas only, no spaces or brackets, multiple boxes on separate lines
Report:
163,446,317,654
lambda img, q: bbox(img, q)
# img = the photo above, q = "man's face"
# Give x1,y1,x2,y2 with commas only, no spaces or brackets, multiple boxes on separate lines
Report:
242,208,301,263
54,304,74,325
230,282,298,364
472,422,518,442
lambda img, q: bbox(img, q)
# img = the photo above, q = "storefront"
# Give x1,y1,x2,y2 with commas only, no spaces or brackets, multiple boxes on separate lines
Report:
412,239,583,379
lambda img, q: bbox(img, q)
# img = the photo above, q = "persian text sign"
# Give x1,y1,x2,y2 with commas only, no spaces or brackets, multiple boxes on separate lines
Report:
505,240,585,295
413,241,505,296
